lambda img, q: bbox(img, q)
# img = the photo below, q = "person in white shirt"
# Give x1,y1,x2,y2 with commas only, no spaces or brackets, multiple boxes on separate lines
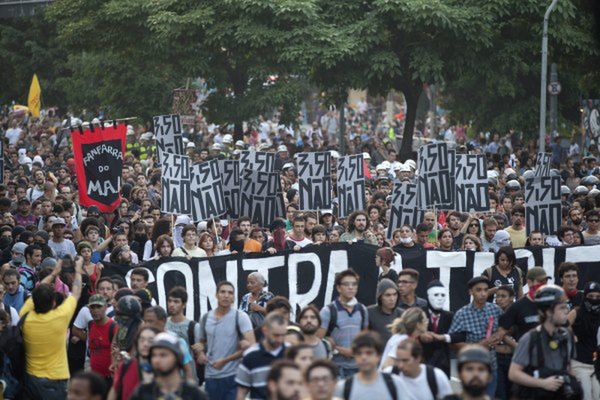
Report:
5,122,22,146
172,224,207,258
384,338,452,400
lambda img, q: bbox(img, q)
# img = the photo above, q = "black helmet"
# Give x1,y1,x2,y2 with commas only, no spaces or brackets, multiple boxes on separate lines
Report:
505,173,518,182
534,284,567,310
590,188,600,198
457,345,491,372
581,175,599,187
573,186,589,196
560,185,571,196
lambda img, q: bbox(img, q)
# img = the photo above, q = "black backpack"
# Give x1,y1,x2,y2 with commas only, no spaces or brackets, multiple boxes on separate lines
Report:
391,364,438,399
325,303,368,337
343,373,397,400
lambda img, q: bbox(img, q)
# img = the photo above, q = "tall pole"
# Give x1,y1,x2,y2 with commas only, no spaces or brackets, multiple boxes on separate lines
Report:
539,0,559,153
339,103,346,156
549,63,558,136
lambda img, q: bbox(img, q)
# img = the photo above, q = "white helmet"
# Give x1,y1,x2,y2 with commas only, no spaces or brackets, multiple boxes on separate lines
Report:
222,134,233,144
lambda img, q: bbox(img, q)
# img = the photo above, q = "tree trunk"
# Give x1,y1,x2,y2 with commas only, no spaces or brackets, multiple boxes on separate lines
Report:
400,85,420,161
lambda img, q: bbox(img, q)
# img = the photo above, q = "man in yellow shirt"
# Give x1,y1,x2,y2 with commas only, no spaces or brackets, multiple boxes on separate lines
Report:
504,205,527,248
20,257,84,399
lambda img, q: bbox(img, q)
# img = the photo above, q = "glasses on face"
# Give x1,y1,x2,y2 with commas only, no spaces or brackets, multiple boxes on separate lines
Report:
469,224,479,228
309,376,334,384
339,281,358,287
589,219,599,223
398,280,414,285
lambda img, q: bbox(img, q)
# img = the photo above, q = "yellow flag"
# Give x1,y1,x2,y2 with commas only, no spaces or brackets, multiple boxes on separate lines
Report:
28,74,41,118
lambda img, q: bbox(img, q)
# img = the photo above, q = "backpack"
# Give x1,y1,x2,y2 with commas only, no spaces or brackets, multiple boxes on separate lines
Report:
201,309,244,341
391,364,438,399
343,373,397,400
115,357,134,400
0,312,28,397
325,303,368,337
483,265,523,291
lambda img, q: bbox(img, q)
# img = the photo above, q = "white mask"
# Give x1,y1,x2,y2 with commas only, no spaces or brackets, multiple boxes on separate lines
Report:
427,286,447,311
400,237,413,244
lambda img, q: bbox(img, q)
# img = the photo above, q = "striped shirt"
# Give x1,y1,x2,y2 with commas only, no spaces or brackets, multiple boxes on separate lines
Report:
235,342,286,400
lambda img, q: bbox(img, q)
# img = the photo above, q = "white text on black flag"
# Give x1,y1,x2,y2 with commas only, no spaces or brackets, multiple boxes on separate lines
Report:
240,170,283,227
455,154,489,212
297,152,332,210
525,175,561,235
190,160,227,221
337,154,365,218
161,153,191,215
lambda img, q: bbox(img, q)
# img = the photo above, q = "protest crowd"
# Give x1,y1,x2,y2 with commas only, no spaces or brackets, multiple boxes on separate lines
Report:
0,100,598,400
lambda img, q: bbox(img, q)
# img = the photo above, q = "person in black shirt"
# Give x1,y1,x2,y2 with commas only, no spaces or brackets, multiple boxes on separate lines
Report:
567,281,600,400
482,246,524,300
497,267,549,341
557,262,584,310
130,332,207,400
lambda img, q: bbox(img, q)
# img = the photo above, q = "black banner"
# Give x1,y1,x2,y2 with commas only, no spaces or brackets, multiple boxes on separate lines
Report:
72,124,126,213
101,244,600,320
190,160,226,222
417,143,455,210
153,114,185,166
217,159,240,219
387,181,424,239
524,176,561,235
297,152,332,211
161,153,191,215
455,154,489,212
337,154,365,218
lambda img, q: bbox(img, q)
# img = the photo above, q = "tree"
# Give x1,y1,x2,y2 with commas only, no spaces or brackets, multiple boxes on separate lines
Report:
305,0,493,160
442,0,600,136
47,0,316,132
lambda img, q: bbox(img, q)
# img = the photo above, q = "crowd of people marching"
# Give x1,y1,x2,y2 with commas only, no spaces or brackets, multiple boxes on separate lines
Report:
0,102,598,400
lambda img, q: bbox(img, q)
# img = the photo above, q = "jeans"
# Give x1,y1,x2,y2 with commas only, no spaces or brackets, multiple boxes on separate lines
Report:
205,375,237,400
338,367,359,379
495,352,512,400
23,374,67,400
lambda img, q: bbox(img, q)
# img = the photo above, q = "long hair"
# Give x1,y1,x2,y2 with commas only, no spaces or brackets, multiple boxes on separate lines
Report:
347,211,370,232
388,307,426,335
151,218,172,244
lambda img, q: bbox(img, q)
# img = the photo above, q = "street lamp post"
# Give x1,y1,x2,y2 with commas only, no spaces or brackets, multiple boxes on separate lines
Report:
539,0,559,153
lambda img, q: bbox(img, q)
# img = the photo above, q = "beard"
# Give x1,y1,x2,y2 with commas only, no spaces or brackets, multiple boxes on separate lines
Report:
277,389,300,400
355,225,366,233
463,378,487,397
153,364,179,377
301,323,318,335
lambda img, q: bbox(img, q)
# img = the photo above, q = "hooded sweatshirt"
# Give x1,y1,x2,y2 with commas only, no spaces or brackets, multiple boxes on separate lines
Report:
367,278,403,343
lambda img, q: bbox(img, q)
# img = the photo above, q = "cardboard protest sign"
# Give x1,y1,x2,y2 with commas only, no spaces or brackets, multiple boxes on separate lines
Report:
153,114,185,165
72,123,126,213
217,159,240,218
190,159,227,222
524,175,561,235
161,153,191,215
240,170,283,226
534,153,552,177
455,154,489,212
417,143,455,209
297,152,332,211
239,150,275,172
387,180,424,239
337,154,366,218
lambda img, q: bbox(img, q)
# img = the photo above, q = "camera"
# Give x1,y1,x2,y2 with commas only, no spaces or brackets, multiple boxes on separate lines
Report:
561,374,583,400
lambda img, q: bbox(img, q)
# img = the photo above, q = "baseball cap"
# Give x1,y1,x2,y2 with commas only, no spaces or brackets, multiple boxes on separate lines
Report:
50,217,66,227
526,267,550,281
277,145,288,152
282,162,295,170
11,242,27,255
88,294,107,307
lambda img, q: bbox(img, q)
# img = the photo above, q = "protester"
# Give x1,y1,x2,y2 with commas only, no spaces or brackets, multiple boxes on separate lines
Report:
130,332,207,399
396,269,428,311
305,359,338,400
367,278,403,343
444,345,494,400
334,331,406,400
